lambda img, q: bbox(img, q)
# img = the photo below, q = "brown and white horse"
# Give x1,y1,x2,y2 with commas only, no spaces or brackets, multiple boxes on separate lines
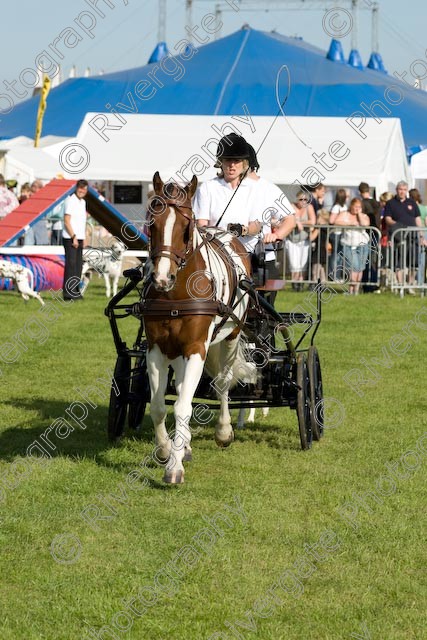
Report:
141,172,252,484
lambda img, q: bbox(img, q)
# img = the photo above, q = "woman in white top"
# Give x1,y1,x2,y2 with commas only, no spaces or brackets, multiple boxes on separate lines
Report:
193,134,262,251
335,197,370,295
329,188,348,280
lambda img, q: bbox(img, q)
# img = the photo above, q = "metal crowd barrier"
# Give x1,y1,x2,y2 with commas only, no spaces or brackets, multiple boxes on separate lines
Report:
278,225,382,291
388,227,427,297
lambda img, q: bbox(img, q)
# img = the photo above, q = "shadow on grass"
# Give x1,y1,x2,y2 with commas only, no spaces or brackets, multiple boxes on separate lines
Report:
0,397,302,476
0,396,153,469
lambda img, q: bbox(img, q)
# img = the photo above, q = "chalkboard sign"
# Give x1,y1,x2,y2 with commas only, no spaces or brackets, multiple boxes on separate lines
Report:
114,184,142,204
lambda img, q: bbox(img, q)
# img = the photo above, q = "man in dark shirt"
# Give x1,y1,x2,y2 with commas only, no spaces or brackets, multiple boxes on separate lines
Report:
359,182,381,292
359,182,381,228
306,183,326,216
384,181,426,294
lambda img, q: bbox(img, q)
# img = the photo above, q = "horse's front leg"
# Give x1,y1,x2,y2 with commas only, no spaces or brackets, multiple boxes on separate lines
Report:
147,344,170,462
214,336,240,447
164,352,206,484
172,357,193,463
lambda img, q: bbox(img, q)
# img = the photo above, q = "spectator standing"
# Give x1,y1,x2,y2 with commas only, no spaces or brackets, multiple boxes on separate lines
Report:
18,183,31,204
24,180,49,245
379,192,394,290
359,182,381,292
409,188,427,286
63,179,88,301
335,198,370,295
358,182,381,228
286,191,316,290
48,201,65,246
384,181,426,295
311,208,329,285
307,183,326,216
0,173,19,219
329,188,348,280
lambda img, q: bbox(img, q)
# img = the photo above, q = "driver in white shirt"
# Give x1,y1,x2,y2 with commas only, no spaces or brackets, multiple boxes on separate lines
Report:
193,133,261,254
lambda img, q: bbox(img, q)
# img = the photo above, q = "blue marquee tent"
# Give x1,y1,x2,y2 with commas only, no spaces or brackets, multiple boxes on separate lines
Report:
1,27,427,151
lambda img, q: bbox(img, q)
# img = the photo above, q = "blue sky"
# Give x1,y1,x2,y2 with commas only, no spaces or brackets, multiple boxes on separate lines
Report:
1,0,426,98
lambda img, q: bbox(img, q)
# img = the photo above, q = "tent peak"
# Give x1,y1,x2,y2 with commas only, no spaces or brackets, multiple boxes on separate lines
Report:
326,39,345,63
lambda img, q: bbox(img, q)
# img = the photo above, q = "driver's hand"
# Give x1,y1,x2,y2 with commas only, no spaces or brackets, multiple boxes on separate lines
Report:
227,223,247,237
264,232,280,243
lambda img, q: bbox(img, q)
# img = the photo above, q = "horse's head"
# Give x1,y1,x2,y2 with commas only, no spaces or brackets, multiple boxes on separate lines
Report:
148,171,198,291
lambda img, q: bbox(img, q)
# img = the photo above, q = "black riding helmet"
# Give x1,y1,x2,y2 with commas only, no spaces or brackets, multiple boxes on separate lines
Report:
214,133,251,168
247,143,260,172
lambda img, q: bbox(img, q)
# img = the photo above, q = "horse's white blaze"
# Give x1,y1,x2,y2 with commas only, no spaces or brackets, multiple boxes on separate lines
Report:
156,207,176,282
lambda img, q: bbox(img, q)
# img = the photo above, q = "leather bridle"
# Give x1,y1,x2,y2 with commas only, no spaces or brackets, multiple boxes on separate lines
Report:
149,196,195,269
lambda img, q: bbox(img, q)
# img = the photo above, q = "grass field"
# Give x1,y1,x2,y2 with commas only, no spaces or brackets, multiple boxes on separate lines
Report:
0,280,426,640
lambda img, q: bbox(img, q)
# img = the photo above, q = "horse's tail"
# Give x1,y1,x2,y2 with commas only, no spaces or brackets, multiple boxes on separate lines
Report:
230,338,258,388
205,336,258,390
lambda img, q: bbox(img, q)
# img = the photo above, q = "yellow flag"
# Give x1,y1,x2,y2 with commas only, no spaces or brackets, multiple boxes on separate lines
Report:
34,75,51,148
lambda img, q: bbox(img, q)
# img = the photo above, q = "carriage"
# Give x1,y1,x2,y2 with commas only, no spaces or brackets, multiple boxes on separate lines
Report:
105,173,325,483
105,253,324,451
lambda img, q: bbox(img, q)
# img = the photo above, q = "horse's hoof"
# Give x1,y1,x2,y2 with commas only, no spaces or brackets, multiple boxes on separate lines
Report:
183,448,192,462
163,469,185,484
215,431,234,448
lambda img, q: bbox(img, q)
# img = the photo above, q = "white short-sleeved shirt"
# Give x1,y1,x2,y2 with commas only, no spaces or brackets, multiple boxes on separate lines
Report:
193,177,260,251
246,178,294,253
330,204,347,235
245,177,294,260
331,204,347,215
63,193,87,240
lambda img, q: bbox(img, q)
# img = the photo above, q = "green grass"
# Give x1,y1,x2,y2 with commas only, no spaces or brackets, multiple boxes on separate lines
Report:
0,281,426,639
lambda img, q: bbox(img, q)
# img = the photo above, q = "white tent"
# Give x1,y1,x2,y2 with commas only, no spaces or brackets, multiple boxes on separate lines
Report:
43,114,411,195
0,135,69,183
2,146,63,182
411,149,427,179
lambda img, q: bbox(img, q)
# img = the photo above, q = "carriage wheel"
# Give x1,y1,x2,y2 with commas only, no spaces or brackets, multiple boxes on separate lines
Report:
308,346,324,441
128,354,150,432
108,352,131,441
296,353,312,450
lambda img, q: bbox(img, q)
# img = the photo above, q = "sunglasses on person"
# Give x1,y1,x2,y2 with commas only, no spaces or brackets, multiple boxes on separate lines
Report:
298,198,308,202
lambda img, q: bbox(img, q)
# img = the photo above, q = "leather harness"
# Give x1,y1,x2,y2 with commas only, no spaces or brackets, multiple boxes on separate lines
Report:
136,193,248,338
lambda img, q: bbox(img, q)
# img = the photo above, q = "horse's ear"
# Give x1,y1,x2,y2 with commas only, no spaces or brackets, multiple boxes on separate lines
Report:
153,172,164,195
186,175,198,199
